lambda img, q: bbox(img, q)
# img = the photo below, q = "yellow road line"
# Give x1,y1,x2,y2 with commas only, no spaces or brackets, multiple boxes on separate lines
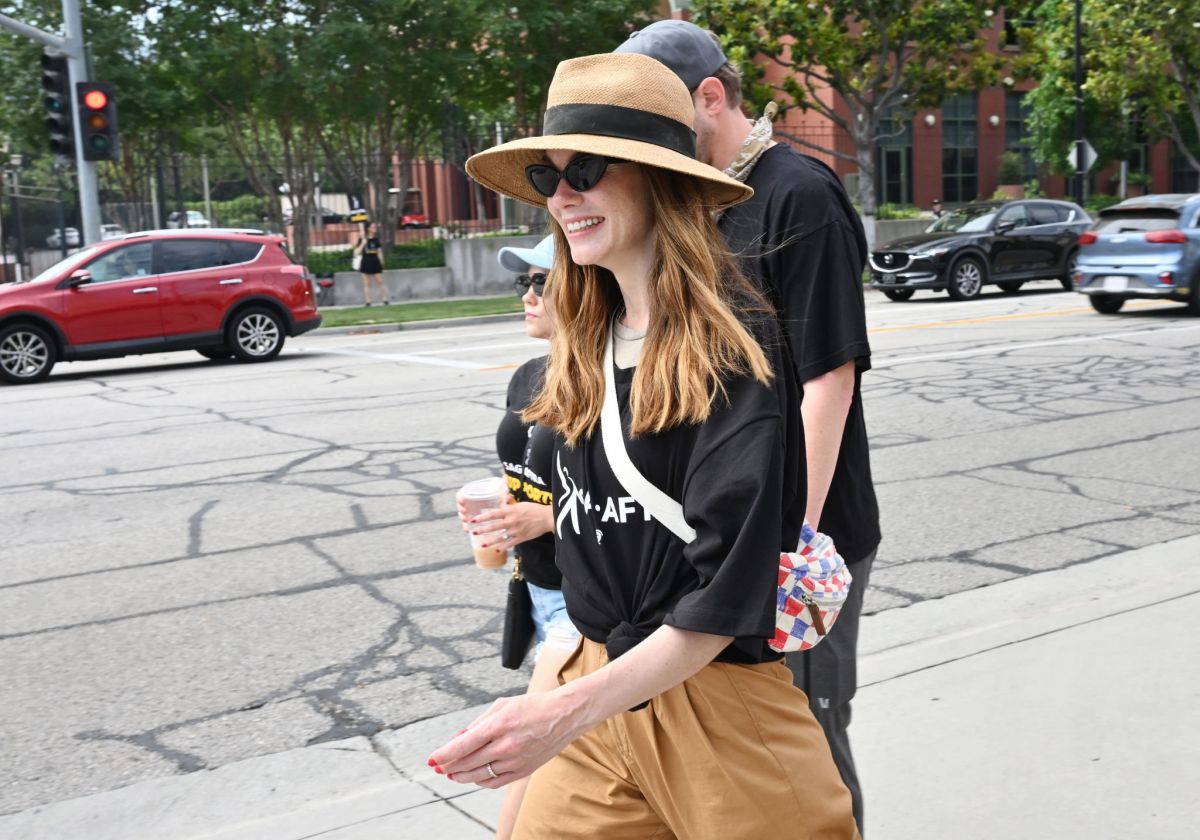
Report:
869,299,1176,334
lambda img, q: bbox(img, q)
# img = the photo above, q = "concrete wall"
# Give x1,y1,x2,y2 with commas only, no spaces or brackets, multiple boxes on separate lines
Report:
445,235,545,296
330,267,453,306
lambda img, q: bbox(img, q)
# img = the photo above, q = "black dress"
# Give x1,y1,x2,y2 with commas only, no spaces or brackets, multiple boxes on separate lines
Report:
358,236,383,274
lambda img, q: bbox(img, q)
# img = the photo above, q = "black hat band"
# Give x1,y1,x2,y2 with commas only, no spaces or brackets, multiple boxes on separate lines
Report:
542,103,697,159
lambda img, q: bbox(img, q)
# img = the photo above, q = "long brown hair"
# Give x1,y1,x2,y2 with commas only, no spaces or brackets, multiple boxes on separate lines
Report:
524,165,773,446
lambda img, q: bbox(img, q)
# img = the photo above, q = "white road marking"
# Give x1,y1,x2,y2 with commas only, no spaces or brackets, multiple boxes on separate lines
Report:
317,348,486,370
875,323,1200,367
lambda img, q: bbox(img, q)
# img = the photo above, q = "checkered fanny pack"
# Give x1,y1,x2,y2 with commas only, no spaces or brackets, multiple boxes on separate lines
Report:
600,324,851,653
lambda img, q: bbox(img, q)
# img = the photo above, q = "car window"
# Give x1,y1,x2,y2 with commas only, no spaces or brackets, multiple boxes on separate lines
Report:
1029,204,1060,225
85,243,154,284
227,241,263,262
1092,210,1179,234
927,206,998,233
160,239,233,273
997,204,1030,227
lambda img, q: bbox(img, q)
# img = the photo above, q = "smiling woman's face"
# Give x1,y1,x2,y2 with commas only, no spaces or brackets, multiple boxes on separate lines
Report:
543,151,655,275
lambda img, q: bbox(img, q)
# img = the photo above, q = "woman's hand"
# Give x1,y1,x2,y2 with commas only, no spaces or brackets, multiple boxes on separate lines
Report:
427,689,591,789
469,501,554,549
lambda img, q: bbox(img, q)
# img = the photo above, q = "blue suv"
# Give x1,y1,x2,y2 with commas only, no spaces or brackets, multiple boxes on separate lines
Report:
1074,193,1200,314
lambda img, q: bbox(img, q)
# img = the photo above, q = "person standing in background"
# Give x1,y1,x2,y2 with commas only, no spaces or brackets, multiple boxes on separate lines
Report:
617,21,881,833
355,221,388,306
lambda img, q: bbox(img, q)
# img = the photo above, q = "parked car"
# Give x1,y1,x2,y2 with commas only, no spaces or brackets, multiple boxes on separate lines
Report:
0,229,321,384
869,199,1091,301
100,223,126,240
45,227,81,249
1073,193,1200,315
166,210,211,229
400,213,430,228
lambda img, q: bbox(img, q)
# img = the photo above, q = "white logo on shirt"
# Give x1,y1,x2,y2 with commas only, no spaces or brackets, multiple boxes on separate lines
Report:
556,452,589,538
555,452,650,540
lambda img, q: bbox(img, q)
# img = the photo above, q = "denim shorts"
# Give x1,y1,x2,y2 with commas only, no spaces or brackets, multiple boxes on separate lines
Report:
528,581,581,660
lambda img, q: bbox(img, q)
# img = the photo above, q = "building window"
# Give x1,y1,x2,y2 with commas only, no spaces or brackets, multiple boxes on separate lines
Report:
875,107,913,206
1005,91,1038,181
942,94,978,203
1171,149,1200,192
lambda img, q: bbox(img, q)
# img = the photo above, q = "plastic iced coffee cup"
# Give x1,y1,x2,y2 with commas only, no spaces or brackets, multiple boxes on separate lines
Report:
457,477,510,569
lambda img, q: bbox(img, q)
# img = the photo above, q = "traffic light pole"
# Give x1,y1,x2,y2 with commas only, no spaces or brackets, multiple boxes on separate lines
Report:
62,0,100,245
0,0,101,246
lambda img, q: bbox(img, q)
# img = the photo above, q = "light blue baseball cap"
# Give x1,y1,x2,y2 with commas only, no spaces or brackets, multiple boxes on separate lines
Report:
497,234,555,273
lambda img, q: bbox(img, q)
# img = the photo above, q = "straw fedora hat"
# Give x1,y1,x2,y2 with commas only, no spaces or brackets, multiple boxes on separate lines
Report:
466,53,752,210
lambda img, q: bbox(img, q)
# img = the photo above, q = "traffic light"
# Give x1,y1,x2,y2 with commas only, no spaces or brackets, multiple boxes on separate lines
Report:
41,50,74,158
76,81,119,162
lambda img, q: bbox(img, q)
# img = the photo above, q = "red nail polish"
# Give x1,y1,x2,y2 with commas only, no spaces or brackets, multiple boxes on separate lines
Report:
435,766,444,775
447,772,456,780
427,758,436,767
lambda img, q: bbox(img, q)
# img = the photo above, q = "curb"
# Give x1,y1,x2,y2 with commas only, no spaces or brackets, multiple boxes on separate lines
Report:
311,311,524,337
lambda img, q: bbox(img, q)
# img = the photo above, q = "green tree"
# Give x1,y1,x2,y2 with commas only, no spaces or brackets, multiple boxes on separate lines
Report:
1015,0,1200,181
693,0,1004,216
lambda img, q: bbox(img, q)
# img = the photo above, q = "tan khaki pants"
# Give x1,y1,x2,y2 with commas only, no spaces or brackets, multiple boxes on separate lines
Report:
514,639,861,840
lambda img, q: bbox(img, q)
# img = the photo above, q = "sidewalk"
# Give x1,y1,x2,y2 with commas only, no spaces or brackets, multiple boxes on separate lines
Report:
4,535,1198,839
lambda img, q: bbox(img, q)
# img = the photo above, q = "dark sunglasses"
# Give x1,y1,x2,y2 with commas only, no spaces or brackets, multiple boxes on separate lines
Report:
525,155,623,198
514,273,547,296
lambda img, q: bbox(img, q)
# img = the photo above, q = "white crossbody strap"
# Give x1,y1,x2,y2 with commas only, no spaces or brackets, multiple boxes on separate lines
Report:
601,321,697,545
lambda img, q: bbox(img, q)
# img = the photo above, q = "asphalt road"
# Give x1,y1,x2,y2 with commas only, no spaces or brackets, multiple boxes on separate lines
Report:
3,281,1199,814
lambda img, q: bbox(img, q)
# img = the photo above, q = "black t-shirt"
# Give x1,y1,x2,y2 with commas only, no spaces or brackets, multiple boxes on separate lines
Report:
552,315,805,665
496,356,560,589
360,236,382,255
719,144,881,562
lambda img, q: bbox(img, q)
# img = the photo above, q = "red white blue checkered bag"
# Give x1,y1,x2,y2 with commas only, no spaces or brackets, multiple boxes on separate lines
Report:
769,522,852,653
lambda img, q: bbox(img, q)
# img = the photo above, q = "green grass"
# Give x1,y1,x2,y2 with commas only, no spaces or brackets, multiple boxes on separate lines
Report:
318,296,523,328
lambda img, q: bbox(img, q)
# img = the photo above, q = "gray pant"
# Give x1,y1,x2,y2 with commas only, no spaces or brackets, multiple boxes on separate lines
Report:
785,549,875,836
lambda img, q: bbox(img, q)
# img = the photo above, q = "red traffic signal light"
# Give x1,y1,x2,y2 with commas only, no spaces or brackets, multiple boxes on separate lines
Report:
76,81,119,162
83,89,109,110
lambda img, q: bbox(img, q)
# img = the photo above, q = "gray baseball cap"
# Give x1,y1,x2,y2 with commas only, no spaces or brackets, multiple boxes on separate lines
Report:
614,20,727,92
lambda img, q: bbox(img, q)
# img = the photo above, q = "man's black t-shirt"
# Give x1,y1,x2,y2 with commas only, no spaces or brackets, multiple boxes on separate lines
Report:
496,356,559,589
719,144,881,562
552,315,805,664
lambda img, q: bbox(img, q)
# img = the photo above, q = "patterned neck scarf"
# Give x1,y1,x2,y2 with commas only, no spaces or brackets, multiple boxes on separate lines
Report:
723,101,779,183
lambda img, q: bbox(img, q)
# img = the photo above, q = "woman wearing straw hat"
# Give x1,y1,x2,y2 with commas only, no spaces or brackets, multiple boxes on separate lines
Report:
429,52,858,839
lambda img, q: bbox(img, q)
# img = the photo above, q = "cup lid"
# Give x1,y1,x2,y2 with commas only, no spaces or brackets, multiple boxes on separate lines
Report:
458,476,508,499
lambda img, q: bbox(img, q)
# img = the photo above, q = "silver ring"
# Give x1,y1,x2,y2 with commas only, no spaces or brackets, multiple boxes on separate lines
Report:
501,529,509,542
486,762,498,779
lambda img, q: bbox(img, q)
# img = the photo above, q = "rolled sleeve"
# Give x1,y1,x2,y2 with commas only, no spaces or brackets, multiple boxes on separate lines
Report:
663,416,783,641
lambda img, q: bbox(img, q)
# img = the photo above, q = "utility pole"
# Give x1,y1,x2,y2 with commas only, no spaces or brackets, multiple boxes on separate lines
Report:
0,0,102,245
1073,0,1085,204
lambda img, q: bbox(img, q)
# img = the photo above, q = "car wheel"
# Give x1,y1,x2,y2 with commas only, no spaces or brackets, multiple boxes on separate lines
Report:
1089,295,1125,314
227,307,285,362
946,256,985,300
882,289,915,302
0,323,57,384
1188,275,1200,316
997,281,1023,293
1060,249,1078,290
197,348,233,361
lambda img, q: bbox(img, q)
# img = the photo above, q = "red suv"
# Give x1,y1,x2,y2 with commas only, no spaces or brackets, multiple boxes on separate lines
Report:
0,229,321,384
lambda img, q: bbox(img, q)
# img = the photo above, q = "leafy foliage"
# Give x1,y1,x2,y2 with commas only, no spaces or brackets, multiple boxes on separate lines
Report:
693,0,1005,214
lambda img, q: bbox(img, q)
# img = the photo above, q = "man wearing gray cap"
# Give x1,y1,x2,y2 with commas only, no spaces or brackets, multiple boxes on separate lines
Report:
617,19,880,834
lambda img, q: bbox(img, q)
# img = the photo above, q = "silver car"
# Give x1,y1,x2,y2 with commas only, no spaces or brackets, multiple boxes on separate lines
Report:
1074,193,1200,314
45,227,81,249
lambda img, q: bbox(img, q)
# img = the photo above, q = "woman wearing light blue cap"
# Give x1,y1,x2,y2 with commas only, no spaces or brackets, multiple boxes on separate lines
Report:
456,233,579,838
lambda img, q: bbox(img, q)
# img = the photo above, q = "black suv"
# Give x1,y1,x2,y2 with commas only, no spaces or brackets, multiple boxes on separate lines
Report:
870,200,1091,301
